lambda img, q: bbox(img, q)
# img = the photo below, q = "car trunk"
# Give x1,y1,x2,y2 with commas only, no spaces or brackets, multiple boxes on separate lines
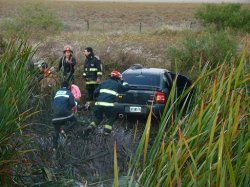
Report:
117,86,158,105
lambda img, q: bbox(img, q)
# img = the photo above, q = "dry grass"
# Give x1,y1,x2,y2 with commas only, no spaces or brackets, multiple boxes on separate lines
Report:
0,1,200,22
0,0,249,79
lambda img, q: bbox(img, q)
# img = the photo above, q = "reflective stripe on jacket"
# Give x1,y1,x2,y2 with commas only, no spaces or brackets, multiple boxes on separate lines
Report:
94,77,130,107
95,102,114,107
83,55,102,82
86,80,98,85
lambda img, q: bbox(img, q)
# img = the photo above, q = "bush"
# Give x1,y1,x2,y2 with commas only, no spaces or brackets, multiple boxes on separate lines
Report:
168,30,237,78
1,4,62,39
195,3,250,32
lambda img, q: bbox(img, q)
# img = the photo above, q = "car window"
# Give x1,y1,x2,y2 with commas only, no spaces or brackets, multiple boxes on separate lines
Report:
123,73,160,87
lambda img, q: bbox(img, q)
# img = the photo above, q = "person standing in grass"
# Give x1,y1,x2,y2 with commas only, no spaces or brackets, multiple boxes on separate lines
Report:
58,45,77,84
52,81,77,151
82,47,103,108
84,70,130,136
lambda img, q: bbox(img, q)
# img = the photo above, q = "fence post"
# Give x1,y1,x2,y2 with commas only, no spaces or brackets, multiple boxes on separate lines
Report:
86,20,89,31
139,22,142,33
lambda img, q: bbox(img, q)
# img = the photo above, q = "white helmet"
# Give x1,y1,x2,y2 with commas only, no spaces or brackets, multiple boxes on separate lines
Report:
63,45,73,53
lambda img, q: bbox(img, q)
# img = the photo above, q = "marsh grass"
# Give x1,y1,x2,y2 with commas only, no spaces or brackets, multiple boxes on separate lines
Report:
0,40,36,185
127,49,250,186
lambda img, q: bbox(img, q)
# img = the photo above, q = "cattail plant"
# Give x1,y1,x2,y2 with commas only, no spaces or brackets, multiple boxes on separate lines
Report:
0,40,36,185
127,48,249,186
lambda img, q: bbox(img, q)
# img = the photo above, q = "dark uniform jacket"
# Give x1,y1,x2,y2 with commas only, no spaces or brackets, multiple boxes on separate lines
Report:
58,55,76,75
94,77,130,107
83,55,102,84
52,87,76,120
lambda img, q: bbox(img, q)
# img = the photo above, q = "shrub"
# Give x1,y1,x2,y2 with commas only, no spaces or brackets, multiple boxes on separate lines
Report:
195,3,250,32
168,30,237,78
1,4,62,40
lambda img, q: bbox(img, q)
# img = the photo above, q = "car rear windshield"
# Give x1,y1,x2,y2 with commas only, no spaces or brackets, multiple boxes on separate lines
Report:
123,73,160,87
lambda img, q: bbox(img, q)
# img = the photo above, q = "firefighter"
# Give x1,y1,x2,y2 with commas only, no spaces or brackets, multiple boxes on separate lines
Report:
52,81,77,150
82,47,102,107
37,61,49,82
85,70,130,135
58,45,77,83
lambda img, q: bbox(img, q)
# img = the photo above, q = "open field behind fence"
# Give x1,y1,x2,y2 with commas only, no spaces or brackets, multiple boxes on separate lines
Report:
63,18,199,33
0,1,202,32
1,0,249,78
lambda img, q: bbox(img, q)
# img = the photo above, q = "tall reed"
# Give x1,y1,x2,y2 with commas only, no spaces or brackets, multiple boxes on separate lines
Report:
127,49,250,186
0,40,36,185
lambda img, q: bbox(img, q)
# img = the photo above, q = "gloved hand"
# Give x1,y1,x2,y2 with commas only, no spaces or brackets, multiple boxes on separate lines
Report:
96,78,101,84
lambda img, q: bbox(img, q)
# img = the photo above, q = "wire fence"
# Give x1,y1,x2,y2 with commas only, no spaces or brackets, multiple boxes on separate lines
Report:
63,19,200,33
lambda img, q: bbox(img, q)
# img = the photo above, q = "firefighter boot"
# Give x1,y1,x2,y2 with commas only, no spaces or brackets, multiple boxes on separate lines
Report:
84,122,96,136
103,124,112,135
84,101,91,111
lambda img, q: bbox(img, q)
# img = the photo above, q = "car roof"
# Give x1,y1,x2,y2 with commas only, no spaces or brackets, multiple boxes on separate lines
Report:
123,67,169,75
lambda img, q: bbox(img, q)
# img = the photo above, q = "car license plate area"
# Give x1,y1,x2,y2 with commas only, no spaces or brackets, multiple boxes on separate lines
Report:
129,106,141,113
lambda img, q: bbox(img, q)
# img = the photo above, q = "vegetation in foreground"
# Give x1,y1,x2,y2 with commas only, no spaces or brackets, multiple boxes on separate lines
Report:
0,40,36,185
126,48,250,186
1,41,249,186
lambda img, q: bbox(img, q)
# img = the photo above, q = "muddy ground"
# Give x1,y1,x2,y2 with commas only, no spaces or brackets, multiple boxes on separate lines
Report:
24,94,159,186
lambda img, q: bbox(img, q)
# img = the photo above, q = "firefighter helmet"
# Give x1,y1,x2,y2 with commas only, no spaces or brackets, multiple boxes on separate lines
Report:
111,70,122,79
63,45,73,53
38,60,48,69
41,62,48,69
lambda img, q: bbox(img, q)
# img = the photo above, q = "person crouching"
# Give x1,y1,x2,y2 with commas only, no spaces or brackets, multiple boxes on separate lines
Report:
52,81,77,151
85,70,130,136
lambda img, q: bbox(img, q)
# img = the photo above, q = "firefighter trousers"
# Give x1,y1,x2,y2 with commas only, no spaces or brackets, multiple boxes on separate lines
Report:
91,105,117,133
52,115,77,149
86,84,98,102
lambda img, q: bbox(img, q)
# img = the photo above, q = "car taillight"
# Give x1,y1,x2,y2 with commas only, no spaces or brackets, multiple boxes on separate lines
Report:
155,91,166,104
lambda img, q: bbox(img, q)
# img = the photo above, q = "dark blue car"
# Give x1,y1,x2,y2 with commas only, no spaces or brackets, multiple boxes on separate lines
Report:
115,64,192,118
